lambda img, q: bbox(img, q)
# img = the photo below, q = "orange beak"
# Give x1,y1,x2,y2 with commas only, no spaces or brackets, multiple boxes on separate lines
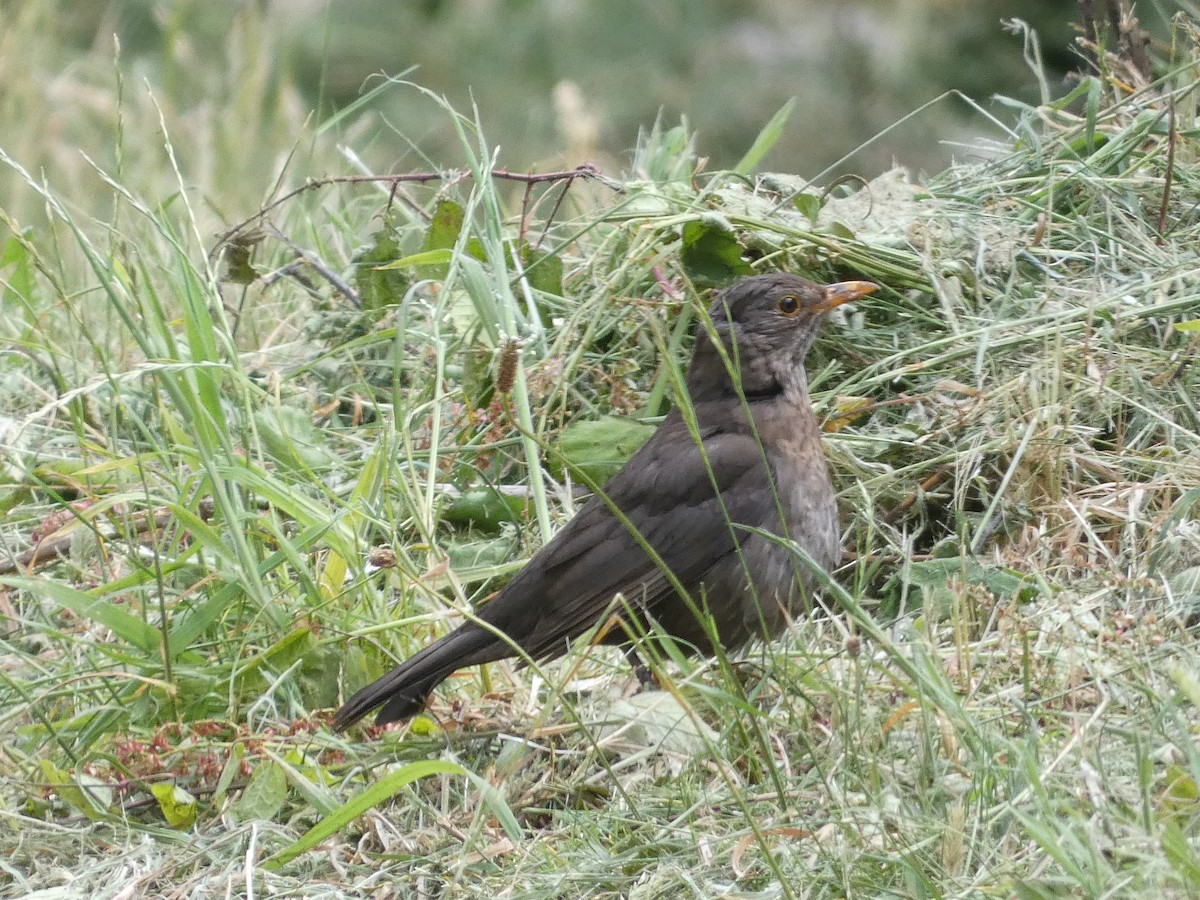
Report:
817,280,879,312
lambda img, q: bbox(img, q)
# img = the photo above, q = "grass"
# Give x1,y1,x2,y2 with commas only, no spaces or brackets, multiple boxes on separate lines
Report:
3,13,1200,900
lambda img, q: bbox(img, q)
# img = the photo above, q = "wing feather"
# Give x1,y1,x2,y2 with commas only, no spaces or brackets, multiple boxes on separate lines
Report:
476,409,780,659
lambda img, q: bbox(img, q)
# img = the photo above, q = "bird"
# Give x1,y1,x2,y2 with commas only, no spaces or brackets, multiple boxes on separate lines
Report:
332,273,878,730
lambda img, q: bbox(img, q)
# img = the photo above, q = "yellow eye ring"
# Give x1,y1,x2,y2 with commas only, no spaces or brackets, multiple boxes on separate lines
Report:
777,294,800,315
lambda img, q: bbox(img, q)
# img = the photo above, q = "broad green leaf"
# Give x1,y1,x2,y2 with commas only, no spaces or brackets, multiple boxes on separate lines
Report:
254,405,338,474
356,216,409,310
419,200,485,278
680,219,752,285
443,534,525,583
459,256,502,345
263,748,339,817
151,782,198,829
3,576,161,654
320,435,389,600
212,743,245,806
588,690,717,756
1,228,36,307
1162,820,1200,883
518,244,564,299
424,199,467,251
40,760,111,821
551,416,657,484
895,557,1033,620
230,760,288,823
793,192,821,223
443,487,527,532
1170,665,1200,709
220,230,264,285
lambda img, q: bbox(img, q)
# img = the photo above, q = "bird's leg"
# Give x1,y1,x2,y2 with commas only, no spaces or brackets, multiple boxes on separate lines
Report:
622,645,661,691
600,611,661,692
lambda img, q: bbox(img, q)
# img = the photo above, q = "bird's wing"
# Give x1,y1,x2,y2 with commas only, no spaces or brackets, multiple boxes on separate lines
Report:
481,413,778,659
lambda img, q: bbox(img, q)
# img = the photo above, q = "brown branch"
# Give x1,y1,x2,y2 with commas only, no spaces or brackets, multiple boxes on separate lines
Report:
886,470,952,522
1156,92,1176,246
533,176,577,253
264,224,361,308
0,501,215,576
209,164,620,261
518,178,536,246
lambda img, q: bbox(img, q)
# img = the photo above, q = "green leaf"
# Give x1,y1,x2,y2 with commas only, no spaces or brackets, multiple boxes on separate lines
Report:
355,216,409,311
1162,819,1200,883
1174,319,1200,332
680,219,752,286
587,691,717,756
443,487,528,532
461,768,523,841
1084,77,1100,153
424,199,467,251
443,534,524,583
377,248,454,270
264,760,465,869
3,576,161,655
254,405,338,473
519,244,564,299
237,628,342,711
459,256,502,345
263,748,340,817
230,760,288,823
734,98,795,176
167,580,243,660
1170,665,1200,709
550,416,657,484
406,715,440,737
212,743,244,806
40,760,111,820
240,626,313,679
895,557,1033,620
819,220,856,240
1,228,36,309
220,230,264,285
151,782,198,829
419,200,485,279
793,193,821,223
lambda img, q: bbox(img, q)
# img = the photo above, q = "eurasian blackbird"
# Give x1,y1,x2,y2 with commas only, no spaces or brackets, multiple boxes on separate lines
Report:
333,273,878,730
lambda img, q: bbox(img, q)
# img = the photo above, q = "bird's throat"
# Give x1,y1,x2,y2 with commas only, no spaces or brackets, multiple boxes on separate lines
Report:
736,367,808,404
738,383,785,401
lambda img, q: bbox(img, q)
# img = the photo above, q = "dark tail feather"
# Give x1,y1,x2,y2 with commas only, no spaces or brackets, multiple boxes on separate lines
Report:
332,625,505,731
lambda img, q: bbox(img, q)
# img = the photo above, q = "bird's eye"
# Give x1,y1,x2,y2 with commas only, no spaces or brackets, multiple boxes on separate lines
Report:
777,295,800,316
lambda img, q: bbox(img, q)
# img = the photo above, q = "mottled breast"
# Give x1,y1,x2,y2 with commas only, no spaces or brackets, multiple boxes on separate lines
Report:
735,394,840,638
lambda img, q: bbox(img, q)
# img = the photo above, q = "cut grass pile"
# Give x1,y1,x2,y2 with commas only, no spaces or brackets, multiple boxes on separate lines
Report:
3,40,1200,900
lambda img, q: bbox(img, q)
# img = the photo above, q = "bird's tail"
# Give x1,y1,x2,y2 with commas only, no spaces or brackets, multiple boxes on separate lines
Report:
332,624,504,730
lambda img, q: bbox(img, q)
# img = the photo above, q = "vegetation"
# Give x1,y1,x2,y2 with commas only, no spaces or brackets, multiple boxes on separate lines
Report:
3,6,1200,899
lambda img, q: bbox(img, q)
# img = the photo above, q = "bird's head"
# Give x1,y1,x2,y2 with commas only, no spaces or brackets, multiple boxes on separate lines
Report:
687,273,878,402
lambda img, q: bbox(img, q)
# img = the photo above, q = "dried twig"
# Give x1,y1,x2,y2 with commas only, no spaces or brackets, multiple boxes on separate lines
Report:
210,164,619,260
0,501,216,576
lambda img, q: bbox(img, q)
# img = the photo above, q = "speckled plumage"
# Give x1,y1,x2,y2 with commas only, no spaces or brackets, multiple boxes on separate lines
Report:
333,274,878,730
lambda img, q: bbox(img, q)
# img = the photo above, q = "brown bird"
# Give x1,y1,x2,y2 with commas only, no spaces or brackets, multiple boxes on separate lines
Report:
333,273,878,730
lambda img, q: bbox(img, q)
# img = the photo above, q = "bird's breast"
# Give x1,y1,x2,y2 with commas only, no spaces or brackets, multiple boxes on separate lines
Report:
737,395,840,633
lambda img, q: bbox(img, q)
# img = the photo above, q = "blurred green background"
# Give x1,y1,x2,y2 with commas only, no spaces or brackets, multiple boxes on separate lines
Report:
0,0,1178,230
